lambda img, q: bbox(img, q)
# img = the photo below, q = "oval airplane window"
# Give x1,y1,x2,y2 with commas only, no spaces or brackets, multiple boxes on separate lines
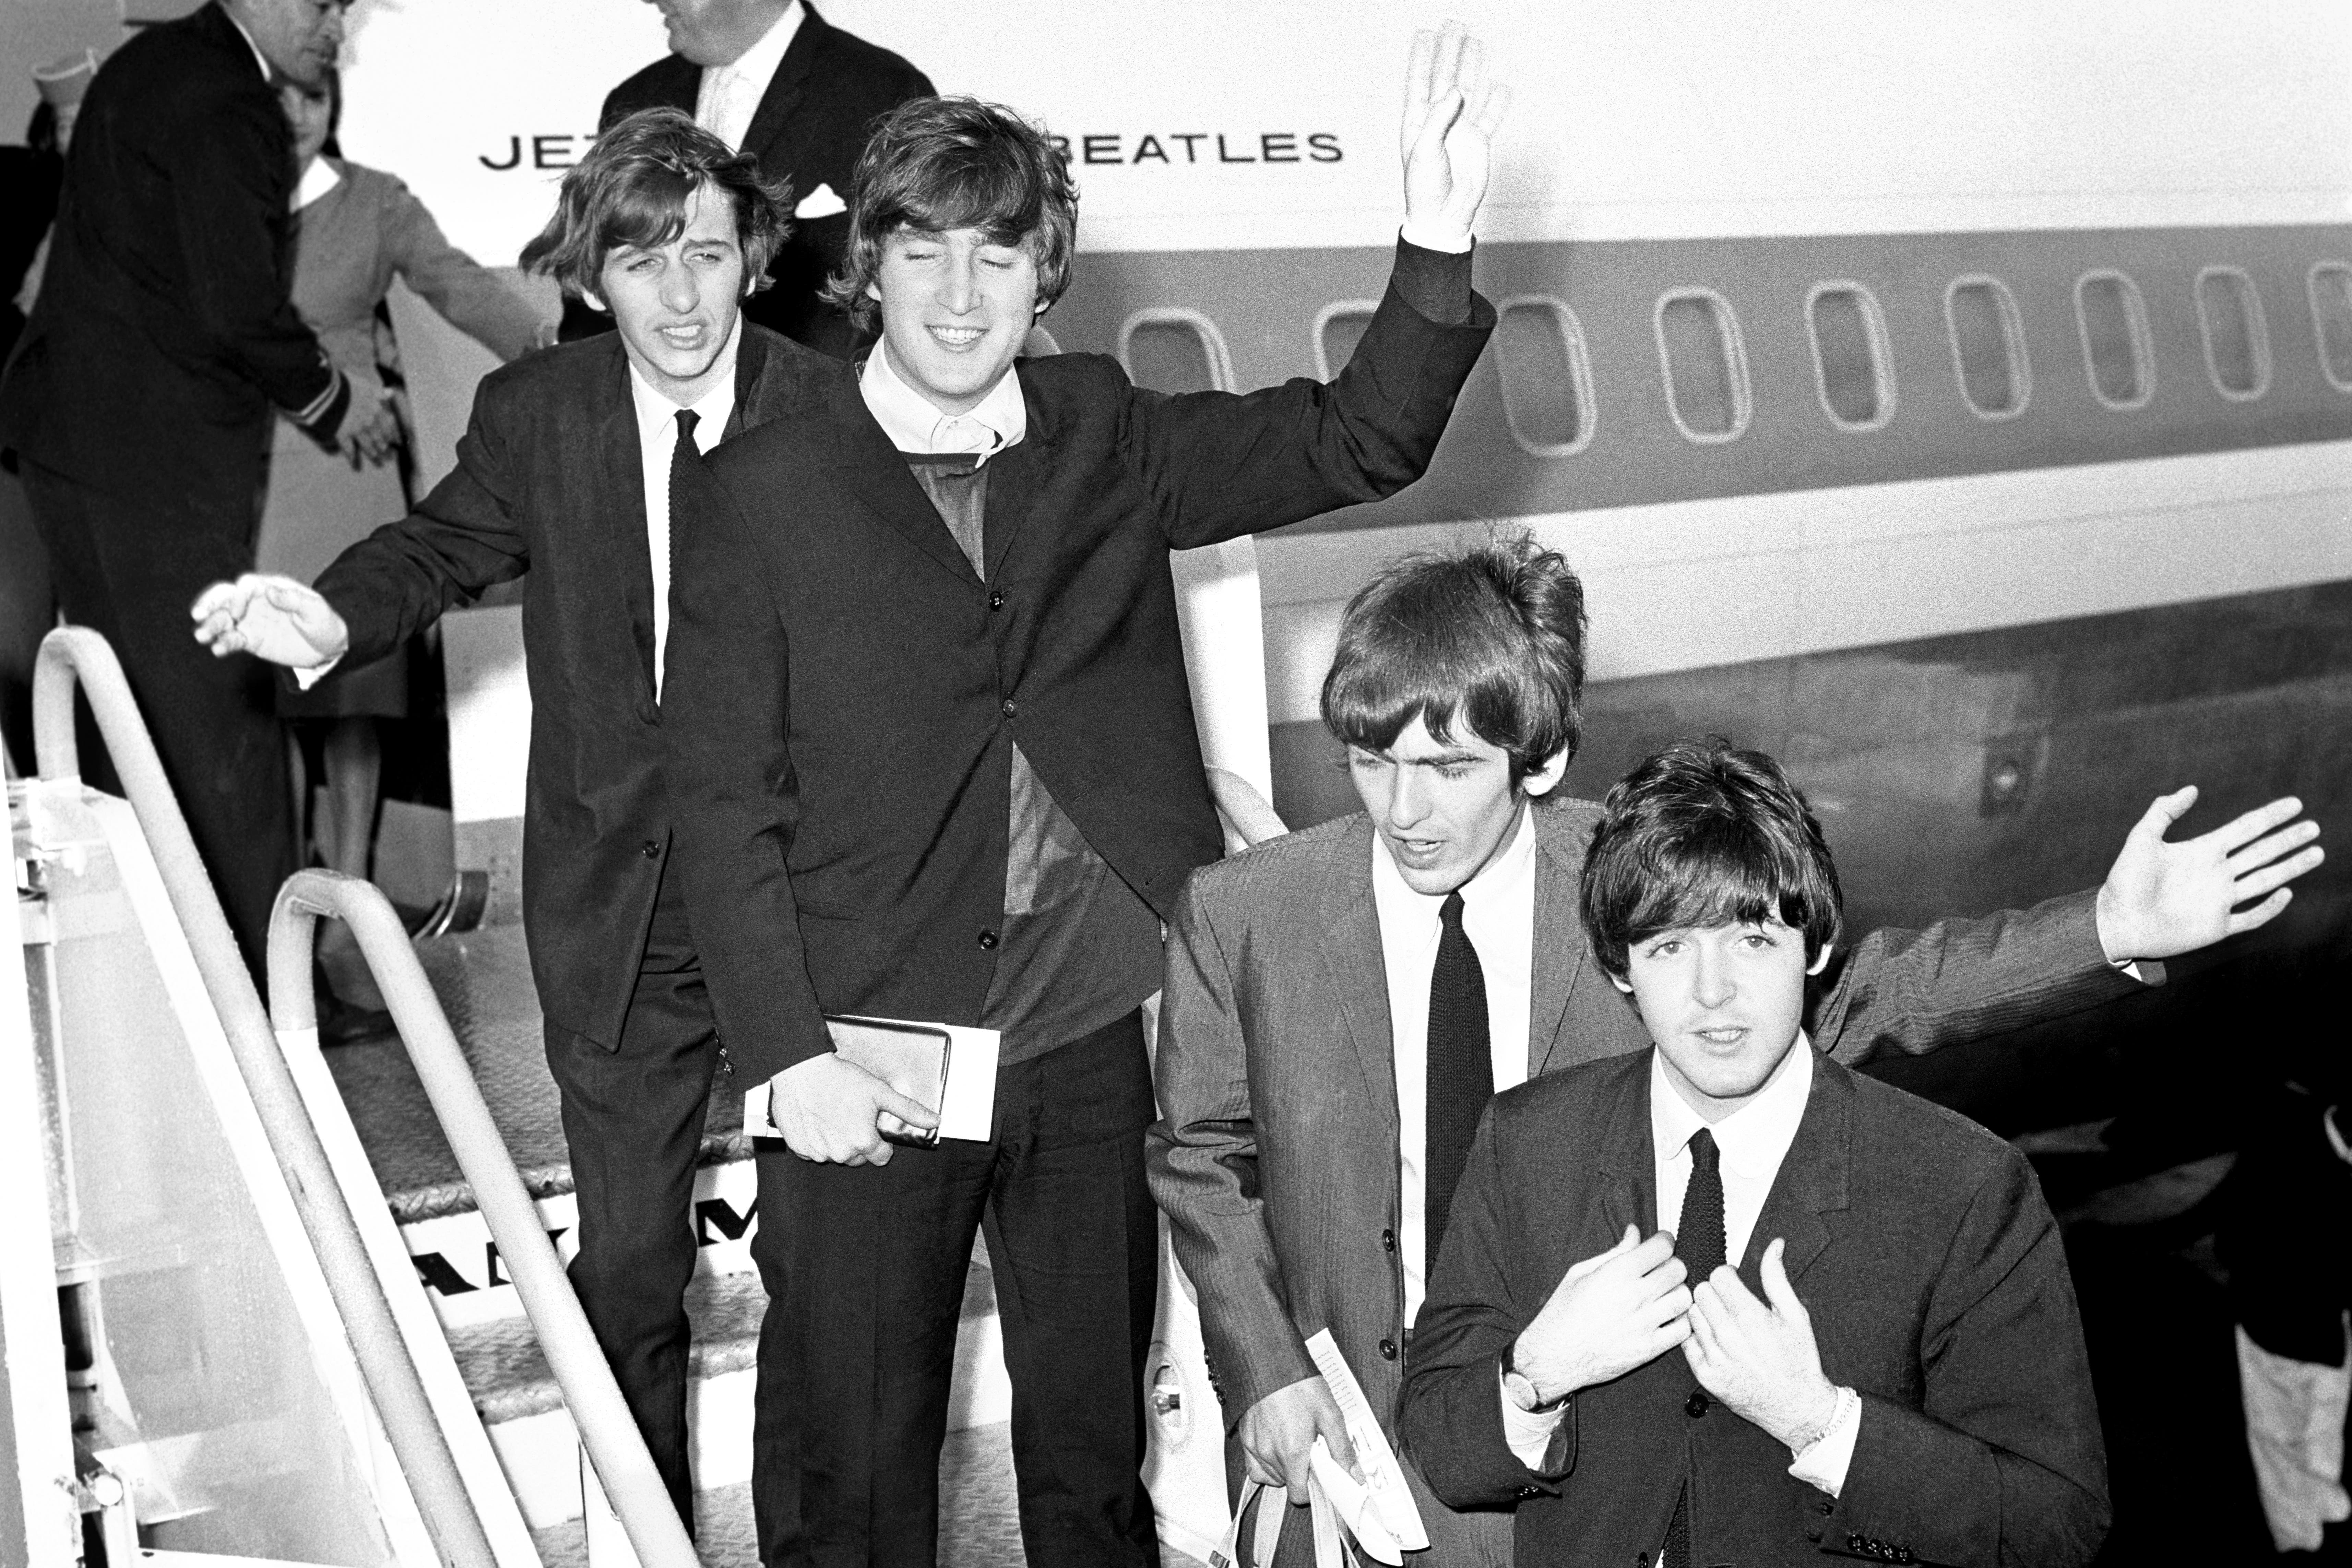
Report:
1119,309,1233,394
1945,277,2030,420
1314,300,1380,382
2196,267,2270,401
1806,282,1895,432
1494,296,1594,456
2309,263,2352,392
2075,271,2154,410
1654,289,1751,444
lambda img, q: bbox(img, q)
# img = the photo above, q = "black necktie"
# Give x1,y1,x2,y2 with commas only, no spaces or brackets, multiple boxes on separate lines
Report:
1664,1128,1726,1568
662,409,699,693
1424,891,1492,1275
670,407,701,530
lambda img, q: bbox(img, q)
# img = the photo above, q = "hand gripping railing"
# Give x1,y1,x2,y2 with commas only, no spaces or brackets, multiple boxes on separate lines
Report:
31,626,500,1568
269,869,699,1568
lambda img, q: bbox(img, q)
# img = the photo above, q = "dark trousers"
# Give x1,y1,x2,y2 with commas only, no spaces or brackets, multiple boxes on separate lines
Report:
21,459,294,975
544,859,721,1532
751,1011,1162,1568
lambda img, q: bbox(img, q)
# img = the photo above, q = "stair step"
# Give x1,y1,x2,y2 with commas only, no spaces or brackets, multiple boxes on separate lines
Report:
524,1426,1212,1568
325,923,750,1224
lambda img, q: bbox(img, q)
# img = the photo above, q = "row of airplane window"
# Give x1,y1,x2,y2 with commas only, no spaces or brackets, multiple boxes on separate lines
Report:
1118,261,2352,456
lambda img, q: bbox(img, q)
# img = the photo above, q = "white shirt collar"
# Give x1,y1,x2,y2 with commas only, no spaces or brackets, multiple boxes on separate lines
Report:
858,339,1028,465
221,7,274,81
1650,1029,1815,1181
292,156,341,212
626,315,744,431
1368,799,1538,930
715,0,801,94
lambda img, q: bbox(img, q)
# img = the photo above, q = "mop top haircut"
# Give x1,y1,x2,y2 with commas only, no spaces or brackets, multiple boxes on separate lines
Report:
823,95,1080,331
520,108,792,300
1320,533,1588,785
1580,737,1846,981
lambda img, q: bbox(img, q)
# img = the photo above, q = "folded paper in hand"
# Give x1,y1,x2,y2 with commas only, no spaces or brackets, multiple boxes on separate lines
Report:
1304,1329,1428,1563
743,1014,999,1146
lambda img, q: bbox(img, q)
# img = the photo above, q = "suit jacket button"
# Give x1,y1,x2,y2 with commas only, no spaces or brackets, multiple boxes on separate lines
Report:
1848,1534,1866,1552
640,840,661,859
1378,1338,1397,1361
977,929,999,950
1515,1485,1538,1499
1381,1228,1396,1252
1894,1551,1913,1565
988,590,1006,611
1819,1501,1835,1516
1684,1390,1709,1418
1000,697,1018,717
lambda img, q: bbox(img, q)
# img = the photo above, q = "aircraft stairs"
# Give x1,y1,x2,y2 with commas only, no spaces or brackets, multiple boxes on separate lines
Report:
3,625,1252,1568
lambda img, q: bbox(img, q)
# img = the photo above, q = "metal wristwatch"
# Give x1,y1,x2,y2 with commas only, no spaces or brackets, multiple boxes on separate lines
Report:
1501,1339,1567,1414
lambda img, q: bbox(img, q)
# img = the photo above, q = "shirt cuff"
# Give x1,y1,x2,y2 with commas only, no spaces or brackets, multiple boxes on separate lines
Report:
1499,1364,1570,1470
1786,1385,1862,1498
1389,233,1474,326
744,1084,774,1138
292,652,343,690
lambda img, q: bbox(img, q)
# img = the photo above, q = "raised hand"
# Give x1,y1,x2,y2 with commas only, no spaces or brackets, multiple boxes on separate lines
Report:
2094,786,2324,961
1510,1225,1691,1406
189,572,351,667
1681,1238,1839,1451
1238,1375,1362,1508
1399,21,1512,246
763,1053,938,1167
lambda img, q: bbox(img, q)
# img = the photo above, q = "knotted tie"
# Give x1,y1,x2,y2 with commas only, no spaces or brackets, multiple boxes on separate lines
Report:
670,407,701,530
1424,891,1492,1276
1664,1127,1726,1568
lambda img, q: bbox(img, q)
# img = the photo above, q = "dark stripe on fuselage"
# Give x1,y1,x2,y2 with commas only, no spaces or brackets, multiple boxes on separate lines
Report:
1048,224,2352,534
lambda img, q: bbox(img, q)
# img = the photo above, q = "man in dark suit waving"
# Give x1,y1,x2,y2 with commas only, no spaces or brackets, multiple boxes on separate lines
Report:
191,111,824,1531
574,0,932,357
0,0,376,975
662,27,1510,1566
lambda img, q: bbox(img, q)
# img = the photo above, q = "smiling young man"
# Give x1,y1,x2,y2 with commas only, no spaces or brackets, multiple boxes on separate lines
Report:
188,108,822,1529
1148,536,2321,1567
1396,739,2112,1566
657,31,1508,1567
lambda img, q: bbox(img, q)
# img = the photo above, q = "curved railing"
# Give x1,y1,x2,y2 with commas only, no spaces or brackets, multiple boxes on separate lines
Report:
31,626,502,1568
269,869,698,1568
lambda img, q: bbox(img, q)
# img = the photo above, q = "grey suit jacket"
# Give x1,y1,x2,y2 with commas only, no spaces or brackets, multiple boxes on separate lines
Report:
1146,793,2137,1561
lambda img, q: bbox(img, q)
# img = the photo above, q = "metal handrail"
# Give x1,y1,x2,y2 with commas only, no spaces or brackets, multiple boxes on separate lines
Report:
30,626,499,1568
269,870,699,1568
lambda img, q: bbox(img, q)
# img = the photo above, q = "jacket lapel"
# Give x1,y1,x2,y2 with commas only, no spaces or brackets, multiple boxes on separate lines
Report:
825,367,982,585
739,4,824,167
981,371,1043,579
594,343,656,699
1315,819,1401,1141
1742,1053,1855,1288
725,327,772,436
1527,800,1592,1079
1593,1061,1659,1239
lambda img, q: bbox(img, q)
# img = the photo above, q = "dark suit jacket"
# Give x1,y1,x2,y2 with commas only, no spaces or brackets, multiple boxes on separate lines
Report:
1147,798,2139,1563
0,2,338,520
662,260,1495,1086
1400,1050,2111,1567
312,324,818,1048
577,4,932,358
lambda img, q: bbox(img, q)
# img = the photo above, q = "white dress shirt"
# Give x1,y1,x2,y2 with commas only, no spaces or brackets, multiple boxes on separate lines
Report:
629,319,741,697
858,338,1027,464
1371,805,1537,1327
1500,1037,1864,1498
694,0,803,151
